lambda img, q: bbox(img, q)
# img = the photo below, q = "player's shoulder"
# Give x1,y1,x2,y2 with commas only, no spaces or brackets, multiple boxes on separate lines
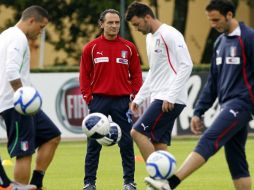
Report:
118,36,136,48
82,36,101,51
1,27,26,42
160,24,184,41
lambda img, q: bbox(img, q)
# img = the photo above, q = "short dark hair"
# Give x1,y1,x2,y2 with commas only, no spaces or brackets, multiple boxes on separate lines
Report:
98,9,121,24
125,1,155,21
206,0,236,17
21,5,49,21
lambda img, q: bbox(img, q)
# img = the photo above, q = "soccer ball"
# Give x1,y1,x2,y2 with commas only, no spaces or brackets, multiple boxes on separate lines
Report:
96,122,122,146
82,113,110,139
146,150,176,180
13,86,42,115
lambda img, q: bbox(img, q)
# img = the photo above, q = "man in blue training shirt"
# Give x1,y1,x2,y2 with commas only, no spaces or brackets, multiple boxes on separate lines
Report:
145,0,254,190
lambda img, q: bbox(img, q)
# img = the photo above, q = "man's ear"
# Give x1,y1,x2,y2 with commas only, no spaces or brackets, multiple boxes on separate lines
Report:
28,17,35,24
99,21,103,29
144,14,151,20
226,11,233,20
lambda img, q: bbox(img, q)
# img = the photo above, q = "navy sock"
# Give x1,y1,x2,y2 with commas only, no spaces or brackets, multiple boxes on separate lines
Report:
0,159,11,187
167,175,181,189
30,170,45,188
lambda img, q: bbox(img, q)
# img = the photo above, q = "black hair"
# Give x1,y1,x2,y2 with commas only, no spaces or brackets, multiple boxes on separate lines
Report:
125,1,155,21
21,5,49,21
98,9,121,24
206,0,236,17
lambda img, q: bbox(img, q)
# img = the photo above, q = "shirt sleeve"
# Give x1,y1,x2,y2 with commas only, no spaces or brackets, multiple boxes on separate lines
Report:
194,60,218,117
5,36,26,82
133,70,151,106
165,33,193,103
79,44,93,104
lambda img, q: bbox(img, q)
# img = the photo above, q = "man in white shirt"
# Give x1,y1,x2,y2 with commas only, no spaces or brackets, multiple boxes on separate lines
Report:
133,0,253,190
0,6,61,190
125,1,192,188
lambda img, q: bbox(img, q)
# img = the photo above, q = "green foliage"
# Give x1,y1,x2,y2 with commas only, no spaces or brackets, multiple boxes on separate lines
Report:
30,64,211,72
0,0,136,65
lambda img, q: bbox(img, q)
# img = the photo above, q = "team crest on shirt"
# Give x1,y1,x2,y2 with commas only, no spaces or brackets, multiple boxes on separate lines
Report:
121,51,128,58
226,46,240,64
230,46,237,57
20,141,29,151
154,38,162,53
155,39,160,47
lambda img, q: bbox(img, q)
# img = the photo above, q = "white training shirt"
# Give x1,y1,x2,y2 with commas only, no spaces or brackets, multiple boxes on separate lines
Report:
0,26,31,113
134,24,193,106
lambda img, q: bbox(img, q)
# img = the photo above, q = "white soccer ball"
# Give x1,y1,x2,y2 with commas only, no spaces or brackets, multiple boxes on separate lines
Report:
82,113,110,139
13,86,42,115
96,122,122,146
146,150,176,180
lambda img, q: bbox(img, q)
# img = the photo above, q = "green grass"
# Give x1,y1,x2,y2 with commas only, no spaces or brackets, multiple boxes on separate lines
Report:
1,137,254,190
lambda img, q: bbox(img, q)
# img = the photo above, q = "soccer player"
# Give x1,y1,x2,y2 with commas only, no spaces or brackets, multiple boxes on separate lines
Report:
79,9,142,190
125,1,193,189
0,6,61,190
144,0,254,190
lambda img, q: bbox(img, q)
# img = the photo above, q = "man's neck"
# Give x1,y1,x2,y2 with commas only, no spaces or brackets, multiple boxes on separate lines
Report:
16,21,27,36
150,19,162,34
228,19,239,34
104,34,117,41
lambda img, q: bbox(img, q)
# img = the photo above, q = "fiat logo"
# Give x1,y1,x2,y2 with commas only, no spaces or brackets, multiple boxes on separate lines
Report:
56,78,89,133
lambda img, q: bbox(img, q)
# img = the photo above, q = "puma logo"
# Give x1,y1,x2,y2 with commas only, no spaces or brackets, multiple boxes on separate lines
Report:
230,109,239,117
96,51,103,56
141,123,149,131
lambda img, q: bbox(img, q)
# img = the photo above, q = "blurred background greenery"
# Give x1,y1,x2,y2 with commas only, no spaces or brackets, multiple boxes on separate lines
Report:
0,0,254,69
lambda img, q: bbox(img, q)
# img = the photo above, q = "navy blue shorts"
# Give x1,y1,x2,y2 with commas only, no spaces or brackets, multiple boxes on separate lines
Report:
1,108,61,158
133,100,185,145
195,106,251,179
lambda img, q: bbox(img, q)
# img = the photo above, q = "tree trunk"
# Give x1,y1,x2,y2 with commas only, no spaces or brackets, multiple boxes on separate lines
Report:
172,0,189,36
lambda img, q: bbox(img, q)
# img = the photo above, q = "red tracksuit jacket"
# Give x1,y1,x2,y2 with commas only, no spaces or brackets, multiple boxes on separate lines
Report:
79,35,142,104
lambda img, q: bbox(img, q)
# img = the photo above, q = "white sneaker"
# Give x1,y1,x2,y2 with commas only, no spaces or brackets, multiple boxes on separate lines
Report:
144,177,171,190
146,186,155,190
8,182,37,190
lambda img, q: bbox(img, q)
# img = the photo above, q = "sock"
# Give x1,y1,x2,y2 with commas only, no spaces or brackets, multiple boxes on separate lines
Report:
30,170,45,188
167,175,181,189
0,159,11,187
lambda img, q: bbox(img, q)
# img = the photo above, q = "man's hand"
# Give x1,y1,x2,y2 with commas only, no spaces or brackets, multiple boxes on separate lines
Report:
83,94,93,105
162,101,174,112
10,79,22,91
190,116,204,135
130,102,139,115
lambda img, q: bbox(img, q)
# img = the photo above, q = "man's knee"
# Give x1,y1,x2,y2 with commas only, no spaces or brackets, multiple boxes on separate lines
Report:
130,128,138,139
47,136,61,147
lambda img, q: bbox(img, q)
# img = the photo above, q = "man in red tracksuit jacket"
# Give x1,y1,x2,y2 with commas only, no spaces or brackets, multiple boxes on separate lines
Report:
79,9,142,190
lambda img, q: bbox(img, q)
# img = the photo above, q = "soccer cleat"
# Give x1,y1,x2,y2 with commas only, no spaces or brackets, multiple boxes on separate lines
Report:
0,182,37,190
83,184,96,190
123,182,136,190
144,177,171,190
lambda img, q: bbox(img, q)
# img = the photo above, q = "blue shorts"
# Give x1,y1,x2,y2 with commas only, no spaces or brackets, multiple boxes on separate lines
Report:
1,108,61,158
195,106,251,179
133,100,185,145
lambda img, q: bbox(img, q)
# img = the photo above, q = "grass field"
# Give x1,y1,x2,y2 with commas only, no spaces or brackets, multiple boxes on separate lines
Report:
1,137,254,190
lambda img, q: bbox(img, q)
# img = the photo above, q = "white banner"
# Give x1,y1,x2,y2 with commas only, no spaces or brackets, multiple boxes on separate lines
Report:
1,72,253,140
